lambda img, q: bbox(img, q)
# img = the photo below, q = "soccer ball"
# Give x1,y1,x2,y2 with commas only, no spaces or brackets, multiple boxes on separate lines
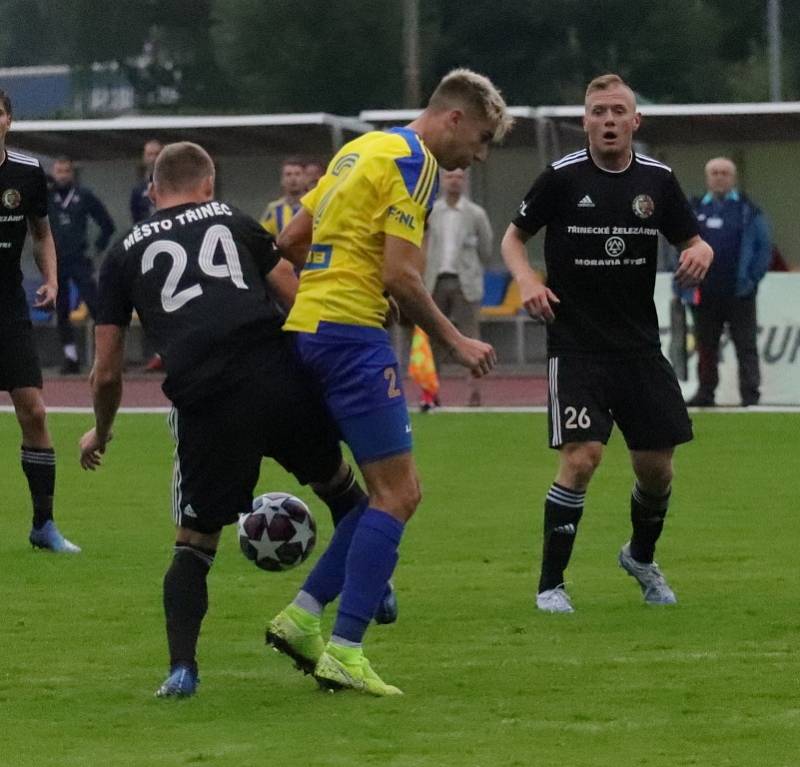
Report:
238,492,317,572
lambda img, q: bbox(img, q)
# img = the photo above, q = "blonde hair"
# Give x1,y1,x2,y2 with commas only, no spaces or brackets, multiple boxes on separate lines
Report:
153,142,215,193
585,74,636,107
428,68,514,142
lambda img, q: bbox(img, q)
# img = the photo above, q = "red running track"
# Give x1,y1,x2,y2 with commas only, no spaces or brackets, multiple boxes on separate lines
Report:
1,373,548,409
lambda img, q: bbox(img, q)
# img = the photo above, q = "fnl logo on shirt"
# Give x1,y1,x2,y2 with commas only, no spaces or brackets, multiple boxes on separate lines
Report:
387,206,416,230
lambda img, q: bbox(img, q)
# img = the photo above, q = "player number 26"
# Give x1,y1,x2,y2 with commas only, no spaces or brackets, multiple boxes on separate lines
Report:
564,406,591,429
141,224,248,313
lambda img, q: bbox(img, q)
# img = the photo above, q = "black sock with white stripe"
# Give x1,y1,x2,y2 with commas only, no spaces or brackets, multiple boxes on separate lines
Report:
315,465,368,527
538,483,585,592
163,543,216,674
630,483,671,564
21,446,56,530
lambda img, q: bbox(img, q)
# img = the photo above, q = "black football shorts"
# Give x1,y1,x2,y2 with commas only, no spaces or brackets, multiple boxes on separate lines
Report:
168,339,343,534
546,352,693,451
0,321,43,392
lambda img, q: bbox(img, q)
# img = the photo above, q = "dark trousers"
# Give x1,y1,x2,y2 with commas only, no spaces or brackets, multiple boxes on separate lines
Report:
57,257,98,347
691,293,760,404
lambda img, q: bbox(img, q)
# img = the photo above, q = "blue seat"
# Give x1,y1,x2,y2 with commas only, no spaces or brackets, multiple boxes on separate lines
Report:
482,270,512,307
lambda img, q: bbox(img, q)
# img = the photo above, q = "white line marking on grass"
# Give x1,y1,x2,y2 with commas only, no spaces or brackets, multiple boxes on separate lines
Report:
3,405,800,415
0,406,172,414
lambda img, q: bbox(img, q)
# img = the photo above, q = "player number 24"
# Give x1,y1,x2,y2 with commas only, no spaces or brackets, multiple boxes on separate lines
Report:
141,224,248,313
564,406,591,429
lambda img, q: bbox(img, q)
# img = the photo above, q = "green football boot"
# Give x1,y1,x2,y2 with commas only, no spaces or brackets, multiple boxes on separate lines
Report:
313,642,403,697
266,604,325,675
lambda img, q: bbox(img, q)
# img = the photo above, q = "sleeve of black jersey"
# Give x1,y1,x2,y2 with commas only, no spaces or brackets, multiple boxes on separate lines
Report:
236,209,281,275
95,244,134,326
511,166,558,236
660,172,700,246
31,165,49,218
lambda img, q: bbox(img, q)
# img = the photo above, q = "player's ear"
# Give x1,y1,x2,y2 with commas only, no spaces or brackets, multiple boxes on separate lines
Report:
202,175,214,198
446,108,464,132
632,111,642,133
147,181,156,205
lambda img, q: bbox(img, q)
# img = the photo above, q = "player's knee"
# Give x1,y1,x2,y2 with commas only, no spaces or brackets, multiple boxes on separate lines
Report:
17,400,47,434
371,481,420,522
632,452,673,492
636,463,673,493
562,444,602,486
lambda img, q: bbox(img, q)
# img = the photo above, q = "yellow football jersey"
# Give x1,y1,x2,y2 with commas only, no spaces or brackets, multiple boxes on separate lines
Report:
284,128,439,332
260,197,301,237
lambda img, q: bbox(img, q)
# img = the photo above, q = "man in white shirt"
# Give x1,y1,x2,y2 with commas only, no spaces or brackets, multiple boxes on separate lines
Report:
424,168,493,405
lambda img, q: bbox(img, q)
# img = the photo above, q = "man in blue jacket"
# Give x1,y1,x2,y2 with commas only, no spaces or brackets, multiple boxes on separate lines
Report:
686,157,771,407
48,156,115,374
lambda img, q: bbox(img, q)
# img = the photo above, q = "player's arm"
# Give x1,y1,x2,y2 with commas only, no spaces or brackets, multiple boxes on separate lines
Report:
501,223,559,322
79,324,126,470
674,234,714,289
266,258,298,310
27,214,58,308
383,234,496,377
276,208,312,270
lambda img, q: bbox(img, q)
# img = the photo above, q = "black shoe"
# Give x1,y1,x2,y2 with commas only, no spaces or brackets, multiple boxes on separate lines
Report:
686,392,715,407
741,396,760,407
60,359,81,375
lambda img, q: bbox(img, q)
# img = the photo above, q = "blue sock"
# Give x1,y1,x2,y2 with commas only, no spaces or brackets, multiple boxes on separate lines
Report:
301,501,366,606
333,508,405,644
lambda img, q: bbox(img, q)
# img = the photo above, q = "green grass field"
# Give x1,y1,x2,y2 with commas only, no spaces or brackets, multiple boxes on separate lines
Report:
1,411,798,767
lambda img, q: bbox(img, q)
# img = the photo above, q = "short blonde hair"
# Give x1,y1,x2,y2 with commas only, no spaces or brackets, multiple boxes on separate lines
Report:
153,142,215,193
585,74,636,107
428,68,514,142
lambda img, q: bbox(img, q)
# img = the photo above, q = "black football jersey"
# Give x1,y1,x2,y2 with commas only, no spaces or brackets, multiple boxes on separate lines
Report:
0,150,48,323
513,149,698,355
97,201,284,406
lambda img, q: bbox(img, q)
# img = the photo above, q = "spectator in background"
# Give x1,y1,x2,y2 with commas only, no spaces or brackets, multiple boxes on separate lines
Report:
48,157,115,374
260,157,306,236
304,157,326,191
130,138,164,371
424,168,493,406
129,139,163,224
685,158,771,407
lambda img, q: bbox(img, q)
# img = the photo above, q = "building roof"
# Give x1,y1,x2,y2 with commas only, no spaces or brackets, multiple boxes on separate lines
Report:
8,113,374,160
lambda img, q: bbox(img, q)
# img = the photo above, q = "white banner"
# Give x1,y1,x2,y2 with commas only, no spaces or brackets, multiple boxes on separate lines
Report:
655,273,800,405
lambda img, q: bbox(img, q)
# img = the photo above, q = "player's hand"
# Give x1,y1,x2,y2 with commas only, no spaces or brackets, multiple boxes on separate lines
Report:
518,274,559,323
34,282,57,310
675,240,714,289
79,428,112,471
451,336,497,378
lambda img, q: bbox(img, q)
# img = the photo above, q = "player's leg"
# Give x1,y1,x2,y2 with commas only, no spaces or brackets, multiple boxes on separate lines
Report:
538,356,611,612
56,273,80,374
536,441,602,612
157,399,261,697
266,460,369,674
613,354,692,604
618,448,677,605
727,295,760,406
10,380,80,553
314,450,417,696
156,525,221,698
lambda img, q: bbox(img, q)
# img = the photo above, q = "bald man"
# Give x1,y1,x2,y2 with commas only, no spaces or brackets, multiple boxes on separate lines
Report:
686,158,771,407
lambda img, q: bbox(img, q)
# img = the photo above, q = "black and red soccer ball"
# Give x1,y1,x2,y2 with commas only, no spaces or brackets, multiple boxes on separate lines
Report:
238,492,317,572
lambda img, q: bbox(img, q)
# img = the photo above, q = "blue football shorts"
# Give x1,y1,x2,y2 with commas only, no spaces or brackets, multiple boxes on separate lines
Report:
293,322,412,465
